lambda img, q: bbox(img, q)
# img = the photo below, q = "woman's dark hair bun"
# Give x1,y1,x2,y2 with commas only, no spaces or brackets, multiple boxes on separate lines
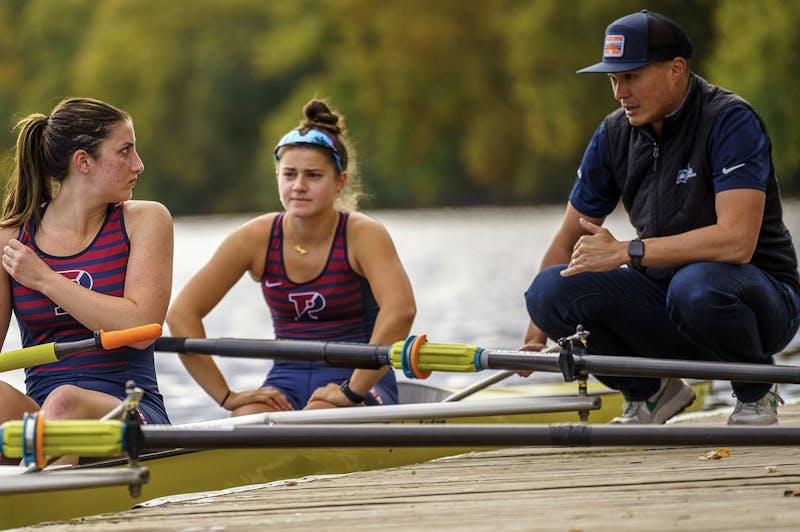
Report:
303,99,341,134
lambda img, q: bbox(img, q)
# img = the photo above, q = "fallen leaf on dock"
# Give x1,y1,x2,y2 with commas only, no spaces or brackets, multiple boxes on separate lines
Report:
698,448,731,460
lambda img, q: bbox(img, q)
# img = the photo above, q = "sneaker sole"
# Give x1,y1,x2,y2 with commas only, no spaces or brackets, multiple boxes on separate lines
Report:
727,417,779,426
655,385,696,424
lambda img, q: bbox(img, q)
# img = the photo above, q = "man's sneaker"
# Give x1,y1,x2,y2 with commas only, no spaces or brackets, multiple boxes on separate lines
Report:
610,378,696,424
727,385,783,426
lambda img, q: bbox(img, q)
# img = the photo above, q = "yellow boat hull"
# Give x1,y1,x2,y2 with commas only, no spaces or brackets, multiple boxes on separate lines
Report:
0,445,484,529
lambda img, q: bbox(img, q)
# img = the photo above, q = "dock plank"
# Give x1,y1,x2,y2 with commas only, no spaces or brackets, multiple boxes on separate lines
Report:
14,403,800,531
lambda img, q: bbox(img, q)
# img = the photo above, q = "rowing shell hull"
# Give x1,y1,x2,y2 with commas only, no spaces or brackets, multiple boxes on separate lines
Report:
0,379,711,529
0,445,483,529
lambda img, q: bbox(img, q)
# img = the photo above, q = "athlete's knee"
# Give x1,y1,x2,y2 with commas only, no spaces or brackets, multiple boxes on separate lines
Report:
525,266,567,319
41,385,84,419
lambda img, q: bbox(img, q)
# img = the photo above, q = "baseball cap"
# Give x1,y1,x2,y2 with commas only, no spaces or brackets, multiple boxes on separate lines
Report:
577,10,692,74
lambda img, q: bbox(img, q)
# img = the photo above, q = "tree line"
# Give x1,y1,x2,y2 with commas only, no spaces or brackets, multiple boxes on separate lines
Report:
0,0,797,215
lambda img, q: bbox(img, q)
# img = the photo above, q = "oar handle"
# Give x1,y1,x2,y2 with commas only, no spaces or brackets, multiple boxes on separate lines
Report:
98,323,163,350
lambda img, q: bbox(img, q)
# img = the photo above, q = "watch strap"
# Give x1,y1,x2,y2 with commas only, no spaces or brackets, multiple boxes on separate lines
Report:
339,379,366,404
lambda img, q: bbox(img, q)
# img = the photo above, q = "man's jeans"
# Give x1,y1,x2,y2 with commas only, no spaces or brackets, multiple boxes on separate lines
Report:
525,262,800,402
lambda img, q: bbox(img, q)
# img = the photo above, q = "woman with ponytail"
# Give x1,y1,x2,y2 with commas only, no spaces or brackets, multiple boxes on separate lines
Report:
167,98,415,414
0,97,173,433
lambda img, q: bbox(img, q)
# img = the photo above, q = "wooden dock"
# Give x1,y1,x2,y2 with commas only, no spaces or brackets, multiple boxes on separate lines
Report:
14,403,800,531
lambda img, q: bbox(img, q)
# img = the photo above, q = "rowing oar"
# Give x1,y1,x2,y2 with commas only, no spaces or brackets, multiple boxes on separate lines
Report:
4,419,800,461
0,324,163,373
155,332,800,384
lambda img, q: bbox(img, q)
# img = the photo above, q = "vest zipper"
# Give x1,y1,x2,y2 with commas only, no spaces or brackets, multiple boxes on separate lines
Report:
652,142,661,234
652,143,660,171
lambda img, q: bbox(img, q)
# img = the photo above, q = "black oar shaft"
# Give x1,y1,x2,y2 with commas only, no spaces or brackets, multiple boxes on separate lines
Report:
53,337,99,360
482,351,800,384
140,424,800,449
155,337,390,369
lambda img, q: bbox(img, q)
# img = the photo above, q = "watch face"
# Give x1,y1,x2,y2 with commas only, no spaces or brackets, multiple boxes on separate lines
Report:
629,240,644,257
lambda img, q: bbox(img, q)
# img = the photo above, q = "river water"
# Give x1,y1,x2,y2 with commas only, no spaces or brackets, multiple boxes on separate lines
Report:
3,204,800,423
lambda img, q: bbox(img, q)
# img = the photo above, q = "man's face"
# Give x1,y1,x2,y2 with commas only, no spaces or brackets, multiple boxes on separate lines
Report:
607,60,682,134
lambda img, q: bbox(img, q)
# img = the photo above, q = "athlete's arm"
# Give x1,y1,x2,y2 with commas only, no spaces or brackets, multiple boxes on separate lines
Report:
308,213,416,406
167,213,291,411
0,227,17,349
1,201,173,335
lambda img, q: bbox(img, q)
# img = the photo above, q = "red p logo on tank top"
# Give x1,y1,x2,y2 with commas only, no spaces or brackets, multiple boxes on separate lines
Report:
288,292,326,320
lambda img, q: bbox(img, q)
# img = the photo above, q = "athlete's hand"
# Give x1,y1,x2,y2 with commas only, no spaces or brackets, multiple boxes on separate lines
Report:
225,387,294,411
307,382,363,408
2,238,56,291
516,340,546,378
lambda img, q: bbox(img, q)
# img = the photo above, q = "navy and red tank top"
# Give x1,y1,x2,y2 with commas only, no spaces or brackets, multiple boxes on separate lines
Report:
12,203,166,416
261,212,379,342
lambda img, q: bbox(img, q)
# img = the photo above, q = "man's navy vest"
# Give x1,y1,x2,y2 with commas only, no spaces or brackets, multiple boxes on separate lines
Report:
603,74,799,291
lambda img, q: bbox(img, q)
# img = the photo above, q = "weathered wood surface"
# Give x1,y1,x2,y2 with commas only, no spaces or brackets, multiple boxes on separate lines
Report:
16,402,800,531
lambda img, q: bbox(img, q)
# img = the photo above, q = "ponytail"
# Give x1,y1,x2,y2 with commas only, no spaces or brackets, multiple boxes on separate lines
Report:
1,114,54,227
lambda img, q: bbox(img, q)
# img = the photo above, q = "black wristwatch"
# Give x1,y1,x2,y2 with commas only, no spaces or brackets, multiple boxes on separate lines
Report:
628,238,645,269
339,379,366,404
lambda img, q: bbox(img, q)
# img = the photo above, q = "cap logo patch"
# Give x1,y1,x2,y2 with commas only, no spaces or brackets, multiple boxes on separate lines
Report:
603,35,624,58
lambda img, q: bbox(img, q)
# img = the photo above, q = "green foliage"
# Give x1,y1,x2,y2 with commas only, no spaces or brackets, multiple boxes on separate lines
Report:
0,0,796,213
322,0,517,206
72,0,294,213
706,0,800,193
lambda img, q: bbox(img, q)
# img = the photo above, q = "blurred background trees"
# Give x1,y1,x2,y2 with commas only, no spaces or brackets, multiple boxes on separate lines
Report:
0,0,796,215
